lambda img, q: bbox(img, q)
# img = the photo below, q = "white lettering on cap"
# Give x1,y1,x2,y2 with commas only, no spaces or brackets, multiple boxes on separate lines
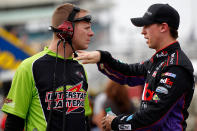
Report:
146,11,152,16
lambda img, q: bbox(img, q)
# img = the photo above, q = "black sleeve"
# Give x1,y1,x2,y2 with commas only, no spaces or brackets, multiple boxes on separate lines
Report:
111,66,193,130
98,50,148,76
4,113,24,131
96,50,147,86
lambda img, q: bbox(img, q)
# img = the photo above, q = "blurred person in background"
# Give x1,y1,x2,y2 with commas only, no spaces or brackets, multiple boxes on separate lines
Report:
103,80,136,115
92,79,136,131
92,90,106,131
76,3,195,131
1,3,94,131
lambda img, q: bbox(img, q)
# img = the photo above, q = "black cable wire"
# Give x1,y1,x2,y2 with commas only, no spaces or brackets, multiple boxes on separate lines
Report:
62,39,67,131
46,7,80,131
46,39,62,131
68,39,78,57
70,21,78,58
46,33,76,131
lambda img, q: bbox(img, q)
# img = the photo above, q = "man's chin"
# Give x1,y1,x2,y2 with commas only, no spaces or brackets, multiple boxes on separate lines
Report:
77,46,88,50
148,44,154,49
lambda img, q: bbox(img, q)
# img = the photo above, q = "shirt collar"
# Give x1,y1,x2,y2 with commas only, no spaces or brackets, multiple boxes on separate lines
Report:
44,46,73,60
151,41,180,62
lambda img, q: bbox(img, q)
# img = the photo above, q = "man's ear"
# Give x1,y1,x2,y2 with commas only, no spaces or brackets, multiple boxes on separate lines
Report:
160,23,169,33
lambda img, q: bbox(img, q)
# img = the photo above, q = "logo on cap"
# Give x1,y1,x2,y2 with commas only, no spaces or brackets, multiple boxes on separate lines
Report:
146,11,152,16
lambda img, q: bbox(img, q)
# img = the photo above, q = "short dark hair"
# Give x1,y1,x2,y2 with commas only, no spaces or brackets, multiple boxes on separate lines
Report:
52,3,88,28
169,27,178,39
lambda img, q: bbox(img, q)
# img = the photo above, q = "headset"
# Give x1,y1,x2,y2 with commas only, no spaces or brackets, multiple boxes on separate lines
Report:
49,7,79,41
48,7,92,57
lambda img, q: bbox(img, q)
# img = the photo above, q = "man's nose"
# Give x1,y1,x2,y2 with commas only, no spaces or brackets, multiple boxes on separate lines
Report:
141,27,146,35
89,30,94,37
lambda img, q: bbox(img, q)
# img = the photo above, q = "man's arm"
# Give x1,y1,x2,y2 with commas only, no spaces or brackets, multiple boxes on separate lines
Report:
109,66,193,130
4,113,24,131
76,50,146,86
97,50,146,86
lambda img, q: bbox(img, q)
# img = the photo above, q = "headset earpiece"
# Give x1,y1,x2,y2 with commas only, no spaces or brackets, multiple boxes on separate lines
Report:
55,6,80,40
56,21,74,40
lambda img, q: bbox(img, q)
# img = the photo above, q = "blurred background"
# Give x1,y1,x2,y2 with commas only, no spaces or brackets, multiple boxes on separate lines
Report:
0,0,197,130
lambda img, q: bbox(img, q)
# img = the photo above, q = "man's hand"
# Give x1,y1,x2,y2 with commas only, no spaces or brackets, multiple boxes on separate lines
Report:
101,115,116,131
75,50,101,64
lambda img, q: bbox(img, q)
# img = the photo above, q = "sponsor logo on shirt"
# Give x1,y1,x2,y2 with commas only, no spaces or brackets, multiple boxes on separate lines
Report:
170,53,175,64
142,83,155,101
153,94,160,101
141,101,148,109
156,61,166,70
119,124,132,130
162,72,176,78
4,98,15,107
45,82,86,113
126,115,133,121
120,116,127,121
160,78,173,87
152,71,157,77
156,51,168,58
156,86,168,94
4,98,12,103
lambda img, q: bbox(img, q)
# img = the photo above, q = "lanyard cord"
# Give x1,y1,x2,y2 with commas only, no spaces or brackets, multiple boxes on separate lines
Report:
46,39,62,131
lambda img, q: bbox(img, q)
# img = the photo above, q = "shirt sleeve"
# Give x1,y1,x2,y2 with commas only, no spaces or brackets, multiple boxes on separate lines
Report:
84,93,92,116
1,64,33,119
4,113,24,131
111,66,193,130
82,66,92,116
97,50,146,86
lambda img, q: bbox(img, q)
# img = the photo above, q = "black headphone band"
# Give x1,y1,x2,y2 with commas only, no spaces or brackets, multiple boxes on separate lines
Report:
49,6,82,33
68,7,80,22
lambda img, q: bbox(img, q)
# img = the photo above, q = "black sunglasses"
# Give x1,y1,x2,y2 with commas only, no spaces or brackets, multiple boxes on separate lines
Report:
73,15,92,23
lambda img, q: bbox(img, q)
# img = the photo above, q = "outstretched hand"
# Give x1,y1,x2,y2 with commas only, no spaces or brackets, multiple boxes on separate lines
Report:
101,115,116,131
75,50,101,64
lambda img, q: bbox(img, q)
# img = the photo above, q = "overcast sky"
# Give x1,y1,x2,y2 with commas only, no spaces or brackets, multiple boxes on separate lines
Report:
106,0,197,44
